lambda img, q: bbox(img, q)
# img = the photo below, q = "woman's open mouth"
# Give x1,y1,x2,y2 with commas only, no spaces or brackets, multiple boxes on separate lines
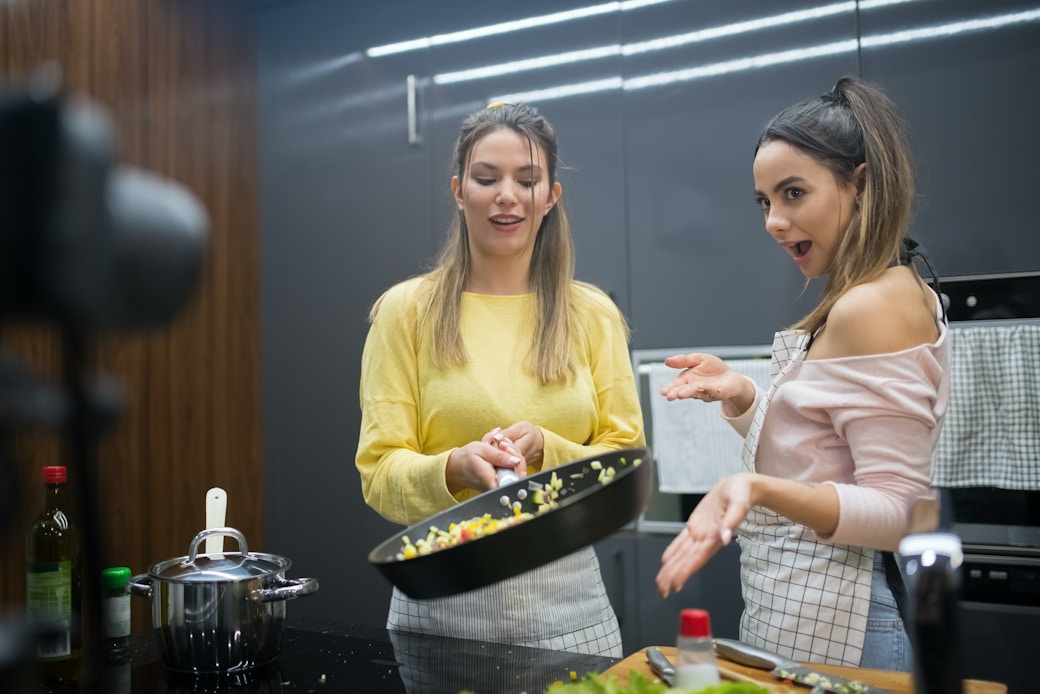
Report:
791,240,812,260
490,215,524,231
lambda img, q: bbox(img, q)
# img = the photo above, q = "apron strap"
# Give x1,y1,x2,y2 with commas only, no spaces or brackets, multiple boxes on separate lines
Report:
882,550,911,626
901,237,947,325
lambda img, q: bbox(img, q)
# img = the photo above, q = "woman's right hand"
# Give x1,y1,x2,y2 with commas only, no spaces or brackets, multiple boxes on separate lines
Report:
445,433,526,494
656,472,754,597
659,352,754,412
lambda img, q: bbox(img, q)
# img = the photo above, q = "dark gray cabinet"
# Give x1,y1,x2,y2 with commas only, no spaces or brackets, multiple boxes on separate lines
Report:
594,534,640,653
621,0,858,349
596,532,744,656
857,0,1040,277
258,0,436,627
958,602,1040,694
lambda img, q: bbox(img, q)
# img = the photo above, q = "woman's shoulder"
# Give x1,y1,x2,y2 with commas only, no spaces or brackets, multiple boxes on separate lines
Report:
820,267,940,357
570,281,630,340
571,281,620,314
370,275,434,321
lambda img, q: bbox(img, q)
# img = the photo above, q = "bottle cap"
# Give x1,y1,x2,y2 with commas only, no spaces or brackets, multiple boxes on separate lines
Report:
102,566,132,590
680,608,712,638
42,466,67,484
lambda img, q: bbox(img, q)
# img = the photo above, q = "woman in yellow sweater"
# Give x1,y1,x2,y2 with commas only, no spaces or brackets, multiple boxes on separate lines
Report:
355,102,645,657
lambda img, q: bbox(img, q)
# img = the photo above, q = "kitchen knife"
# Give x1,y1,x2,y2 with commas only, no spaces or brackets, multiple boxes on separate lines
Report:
714,638,893,694
645,647,675,686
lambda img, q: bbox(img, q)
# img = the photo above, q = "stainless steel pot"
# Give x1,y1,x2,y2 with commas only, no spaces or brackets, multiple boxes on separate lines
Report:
128,527,318,674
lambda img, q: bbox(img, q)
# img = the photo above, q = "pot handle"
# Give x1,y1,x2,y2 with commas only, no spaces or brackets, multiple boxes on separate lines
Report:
256,577,319,603
187,527,248,562
127,573,153,599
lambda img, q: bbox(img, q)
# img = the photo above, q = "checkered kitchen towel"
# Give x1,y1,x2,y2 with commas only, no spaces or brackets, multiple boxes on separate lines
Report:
933,322,1040,490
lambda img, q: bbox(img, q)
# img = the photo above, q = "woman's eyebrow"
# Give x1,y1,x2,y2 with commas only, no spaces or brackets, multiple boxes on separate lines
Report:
469,161,543,175
770,175,805,193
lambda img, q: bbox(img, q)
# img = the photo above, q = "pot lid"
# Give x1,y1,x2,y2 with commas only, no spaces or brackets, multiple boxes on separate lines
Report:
150,528,290,582
152,553,290,582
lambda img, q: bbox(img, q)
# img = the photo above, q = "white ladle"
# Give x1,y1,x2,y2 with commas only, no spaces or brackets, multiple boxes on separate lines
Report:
205,487,228,555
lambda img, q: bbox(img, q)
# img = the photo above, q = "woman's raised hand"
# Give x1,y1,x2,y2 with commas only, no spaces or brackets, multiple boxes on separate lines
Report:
659,352,743,403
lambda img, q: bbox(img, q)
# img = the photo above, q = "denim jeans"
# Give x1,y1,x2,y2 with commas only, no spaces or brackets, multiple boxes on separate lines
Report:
859,552,912,671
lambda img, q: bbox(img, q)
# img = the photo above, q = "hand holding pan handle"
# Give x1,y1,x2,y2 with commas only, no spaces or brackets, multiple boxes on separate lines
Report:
490,428,522,487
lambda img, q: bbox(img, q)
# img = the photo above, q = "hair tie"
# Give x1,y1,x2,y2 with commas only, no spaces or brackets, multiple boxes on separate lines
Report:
820,88,848,107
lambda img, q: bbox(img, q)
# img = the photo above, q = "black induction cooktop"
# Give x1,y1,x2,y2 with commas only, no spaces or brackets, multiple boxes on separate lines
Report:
64,618,618,694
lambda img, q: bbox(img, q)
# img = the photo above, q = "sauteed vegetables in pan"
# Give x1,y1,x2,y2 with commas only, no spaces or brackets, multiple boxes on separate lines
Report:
369,447,651,600
397,460,633,559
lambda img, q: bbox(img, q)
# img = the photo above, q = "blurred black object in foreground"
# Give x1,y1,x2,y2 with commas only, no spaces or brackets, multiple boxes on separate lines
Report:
0,65,207,330
0,65,208,692
899,532,965,694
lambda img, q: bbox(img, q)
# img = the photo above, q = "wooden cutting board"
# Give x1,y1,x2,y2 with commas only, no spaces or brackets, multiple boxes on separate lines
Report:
602,647,1007,693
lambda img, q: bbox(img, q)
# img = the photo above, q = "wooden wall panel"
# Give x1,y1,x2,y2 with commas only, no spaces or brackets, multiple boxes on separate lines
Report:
0,0,262,639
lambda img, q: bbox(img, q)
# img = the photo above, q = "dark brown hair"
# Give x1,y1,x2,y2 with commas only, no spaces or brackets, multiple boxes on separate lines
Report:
757,76,915,334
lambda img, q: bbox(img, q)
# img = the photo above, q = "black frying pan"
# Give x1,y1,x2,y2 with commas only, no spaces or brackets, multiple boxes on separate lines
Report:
368,446,652,599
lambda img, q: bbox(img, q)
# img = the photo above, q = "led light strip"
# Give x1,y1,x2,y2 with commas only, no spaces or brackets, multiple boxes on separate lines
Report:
435,46,621,85
367,0,676,57
289,52,364,83
434,0,917,85
861,8,1040,47
488,8,1040,103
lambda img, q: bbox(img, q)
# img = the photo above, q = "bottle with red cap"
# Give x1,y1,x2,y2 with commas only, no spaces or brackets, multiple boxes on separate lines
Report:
675,608,720,689
25,465,82,685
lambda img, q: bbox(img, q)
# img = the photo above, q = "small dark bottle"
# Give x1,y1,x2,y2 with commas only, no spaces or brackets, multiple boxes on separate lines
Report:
25,465,82,685
898,532,964,694
101,567,132,662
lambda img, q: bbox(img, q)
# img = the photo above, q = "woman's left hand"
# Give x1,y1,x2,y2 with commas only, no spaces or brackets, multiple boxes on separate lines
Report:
656,473,754,598
497,421,545,469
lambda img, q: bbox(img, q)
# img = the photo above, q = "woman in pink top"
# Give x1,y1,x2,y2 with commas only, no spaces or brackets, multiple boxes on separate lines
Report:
655,76,950,670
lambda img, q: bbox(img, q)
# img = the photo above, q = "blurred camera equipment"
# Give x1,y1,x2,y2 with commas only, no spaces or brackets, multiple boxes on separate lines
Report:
0,66,208,692
899,532,965,694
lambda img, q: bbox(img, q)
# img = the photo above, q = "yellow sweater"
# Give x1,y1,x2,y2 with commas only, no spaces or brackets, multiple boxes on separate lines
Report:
356,276,645,526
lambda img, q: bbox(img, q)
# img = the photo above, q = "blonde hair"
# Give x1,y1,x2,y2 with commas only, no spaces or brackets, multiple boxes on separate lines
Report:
757,76,915,334
372,103,597,384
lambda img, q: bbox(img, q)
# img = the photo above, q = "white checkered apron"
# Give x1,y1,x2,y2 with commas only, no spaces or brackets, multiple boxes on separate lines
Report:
386,546,622,657
735,330,874,667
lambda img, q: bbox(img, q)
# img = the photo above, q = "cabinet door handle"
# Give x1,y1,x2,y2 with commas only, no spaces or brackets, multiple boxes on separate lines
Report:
406,74,421,146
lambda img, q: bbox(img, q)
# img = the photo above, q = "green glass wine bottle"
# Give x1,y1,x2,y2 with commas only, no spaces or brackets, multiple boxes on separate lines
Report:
26,465,82,685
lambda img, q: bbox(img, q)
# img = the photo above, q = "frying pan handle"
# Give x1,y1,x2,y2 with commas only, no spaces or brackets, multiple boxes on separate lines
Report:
496,468,520,487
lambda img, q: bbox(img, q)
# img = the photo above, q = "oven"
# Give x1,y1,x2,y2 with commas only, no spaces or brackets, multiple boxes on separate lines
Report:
932,271,1040,693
